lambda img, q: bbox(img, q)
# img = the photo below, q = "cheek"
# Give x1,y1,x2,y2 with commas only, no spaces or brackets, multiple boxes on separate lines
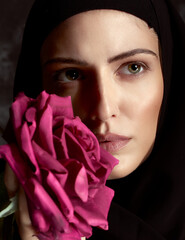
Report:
110,77,164,179
133,76,164,146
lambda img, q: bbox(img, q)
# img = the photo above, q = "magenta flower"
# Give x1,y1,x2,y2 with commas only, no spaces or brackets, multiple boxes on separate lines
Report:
0,91,118,239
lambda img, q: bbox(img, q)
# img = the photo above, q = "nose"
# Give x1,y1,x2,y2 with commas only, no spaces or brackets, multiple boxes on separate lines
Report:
88,71,120,123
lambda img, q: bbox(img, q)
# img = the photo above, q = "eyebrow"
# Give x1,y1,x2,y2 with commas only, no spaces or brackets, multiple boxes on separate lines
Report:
42,48,158,68
43,58,88,68
108,48,158,63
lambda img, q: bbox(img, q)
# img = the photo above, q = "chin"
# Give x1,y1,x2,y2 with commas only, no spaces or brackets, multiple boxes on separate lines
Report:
107,145,154,180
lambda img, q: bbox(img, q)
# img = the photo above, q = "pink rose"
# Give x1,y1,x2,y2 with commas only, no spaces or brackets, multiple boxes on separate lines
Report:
0,91,118,239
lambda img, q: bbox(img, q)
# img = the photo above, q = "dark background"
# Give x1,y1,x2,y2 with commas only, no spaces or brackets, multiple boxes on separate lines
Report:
0,0,185,143
0,0,35,143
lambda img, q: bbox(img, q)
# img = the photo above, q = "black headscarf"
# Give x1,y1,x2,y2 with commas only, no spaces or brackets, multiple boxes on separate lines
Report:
13,0,185,239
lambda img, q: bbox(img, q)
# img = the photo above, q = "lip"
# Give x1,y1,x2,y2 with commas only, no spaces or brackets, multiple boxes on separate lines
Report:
95,133,131,153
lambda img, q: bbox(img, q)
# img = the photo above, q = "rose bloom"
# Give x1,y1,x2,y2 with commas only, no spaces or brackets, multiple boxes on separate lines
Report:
0,91,118,239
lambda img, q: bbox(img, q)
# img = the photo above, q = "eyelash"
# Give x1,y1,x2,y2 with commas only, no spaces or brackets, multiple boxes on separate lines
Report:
52,61,149,83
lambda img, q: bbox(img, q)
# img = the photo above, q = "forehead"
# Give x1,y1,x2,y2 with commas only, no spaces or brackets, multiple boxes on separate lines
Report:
41,10,159,63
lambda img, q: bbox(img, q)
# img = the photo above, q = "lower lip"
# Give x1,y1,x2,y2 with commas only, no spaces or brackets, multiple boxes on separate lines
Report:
99,140,130,153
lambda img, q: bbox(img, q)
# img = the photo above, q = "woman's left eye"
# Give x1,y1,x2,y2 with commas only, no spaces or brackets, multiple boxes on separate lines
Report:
117,62,147,76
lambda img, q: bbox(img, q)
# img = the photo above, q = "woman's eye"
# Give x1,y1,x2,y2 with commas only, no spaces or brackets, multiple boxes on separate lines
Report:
53,69,82,82
128,63,142,74
117,62,147,76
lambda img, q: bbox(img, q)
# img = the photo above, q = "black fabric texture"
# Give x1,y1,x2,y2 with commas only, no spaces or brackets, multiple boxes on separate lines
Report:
11,0,185,239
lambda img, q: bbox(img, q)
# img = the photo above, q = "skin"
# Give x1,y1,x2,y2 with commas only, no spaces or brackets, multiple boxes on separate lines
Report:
41,10,164,179
5,10,164,239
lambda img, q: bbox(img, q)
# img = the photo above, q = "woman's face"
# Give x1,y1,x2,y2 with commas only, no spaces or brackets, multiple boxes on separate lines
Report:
41,10,163,179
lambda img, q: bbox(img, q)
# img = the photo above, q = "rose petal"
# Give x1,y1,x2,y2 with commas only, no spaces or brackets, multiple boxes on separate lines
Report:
53,124,69,159
0,144,29,184
28,203,50,232
32,141,67,177
73,186,114,230
25,107,37,138
72,117,100,156
75,166,88,202
36,91,49,111
44,170,75,221
25,107,37,123
25,178,69,233
29,121,37,139
47,94,74,119
65,128,96,172
19,122,40,176
67,216,92,238
11,93,32,130
37,105,56,158
64,160,88,202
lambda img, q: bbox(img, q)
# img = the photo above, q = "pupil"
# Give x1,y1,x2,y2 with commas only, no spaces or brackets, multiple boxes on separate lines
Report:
131,64,139,71
66,70,79,80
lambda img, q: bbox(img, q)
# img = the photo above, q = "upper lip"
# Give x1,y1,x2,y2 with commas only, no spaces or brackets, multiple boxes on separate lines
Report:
95,133,130,143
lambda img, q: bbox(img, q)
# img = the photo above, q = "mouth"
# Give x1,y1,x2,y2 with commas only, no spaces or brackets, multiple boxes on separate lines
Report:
95,133,131,153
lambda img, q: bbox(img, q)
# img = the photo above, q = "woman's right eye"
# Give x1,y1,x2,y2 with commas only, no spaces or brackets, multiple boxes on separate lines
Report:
53,68,83,83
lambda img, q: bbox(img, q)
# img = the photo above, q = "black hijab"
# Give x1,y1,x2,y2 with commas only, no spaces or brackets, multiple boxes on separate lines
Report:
13,0,185,239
